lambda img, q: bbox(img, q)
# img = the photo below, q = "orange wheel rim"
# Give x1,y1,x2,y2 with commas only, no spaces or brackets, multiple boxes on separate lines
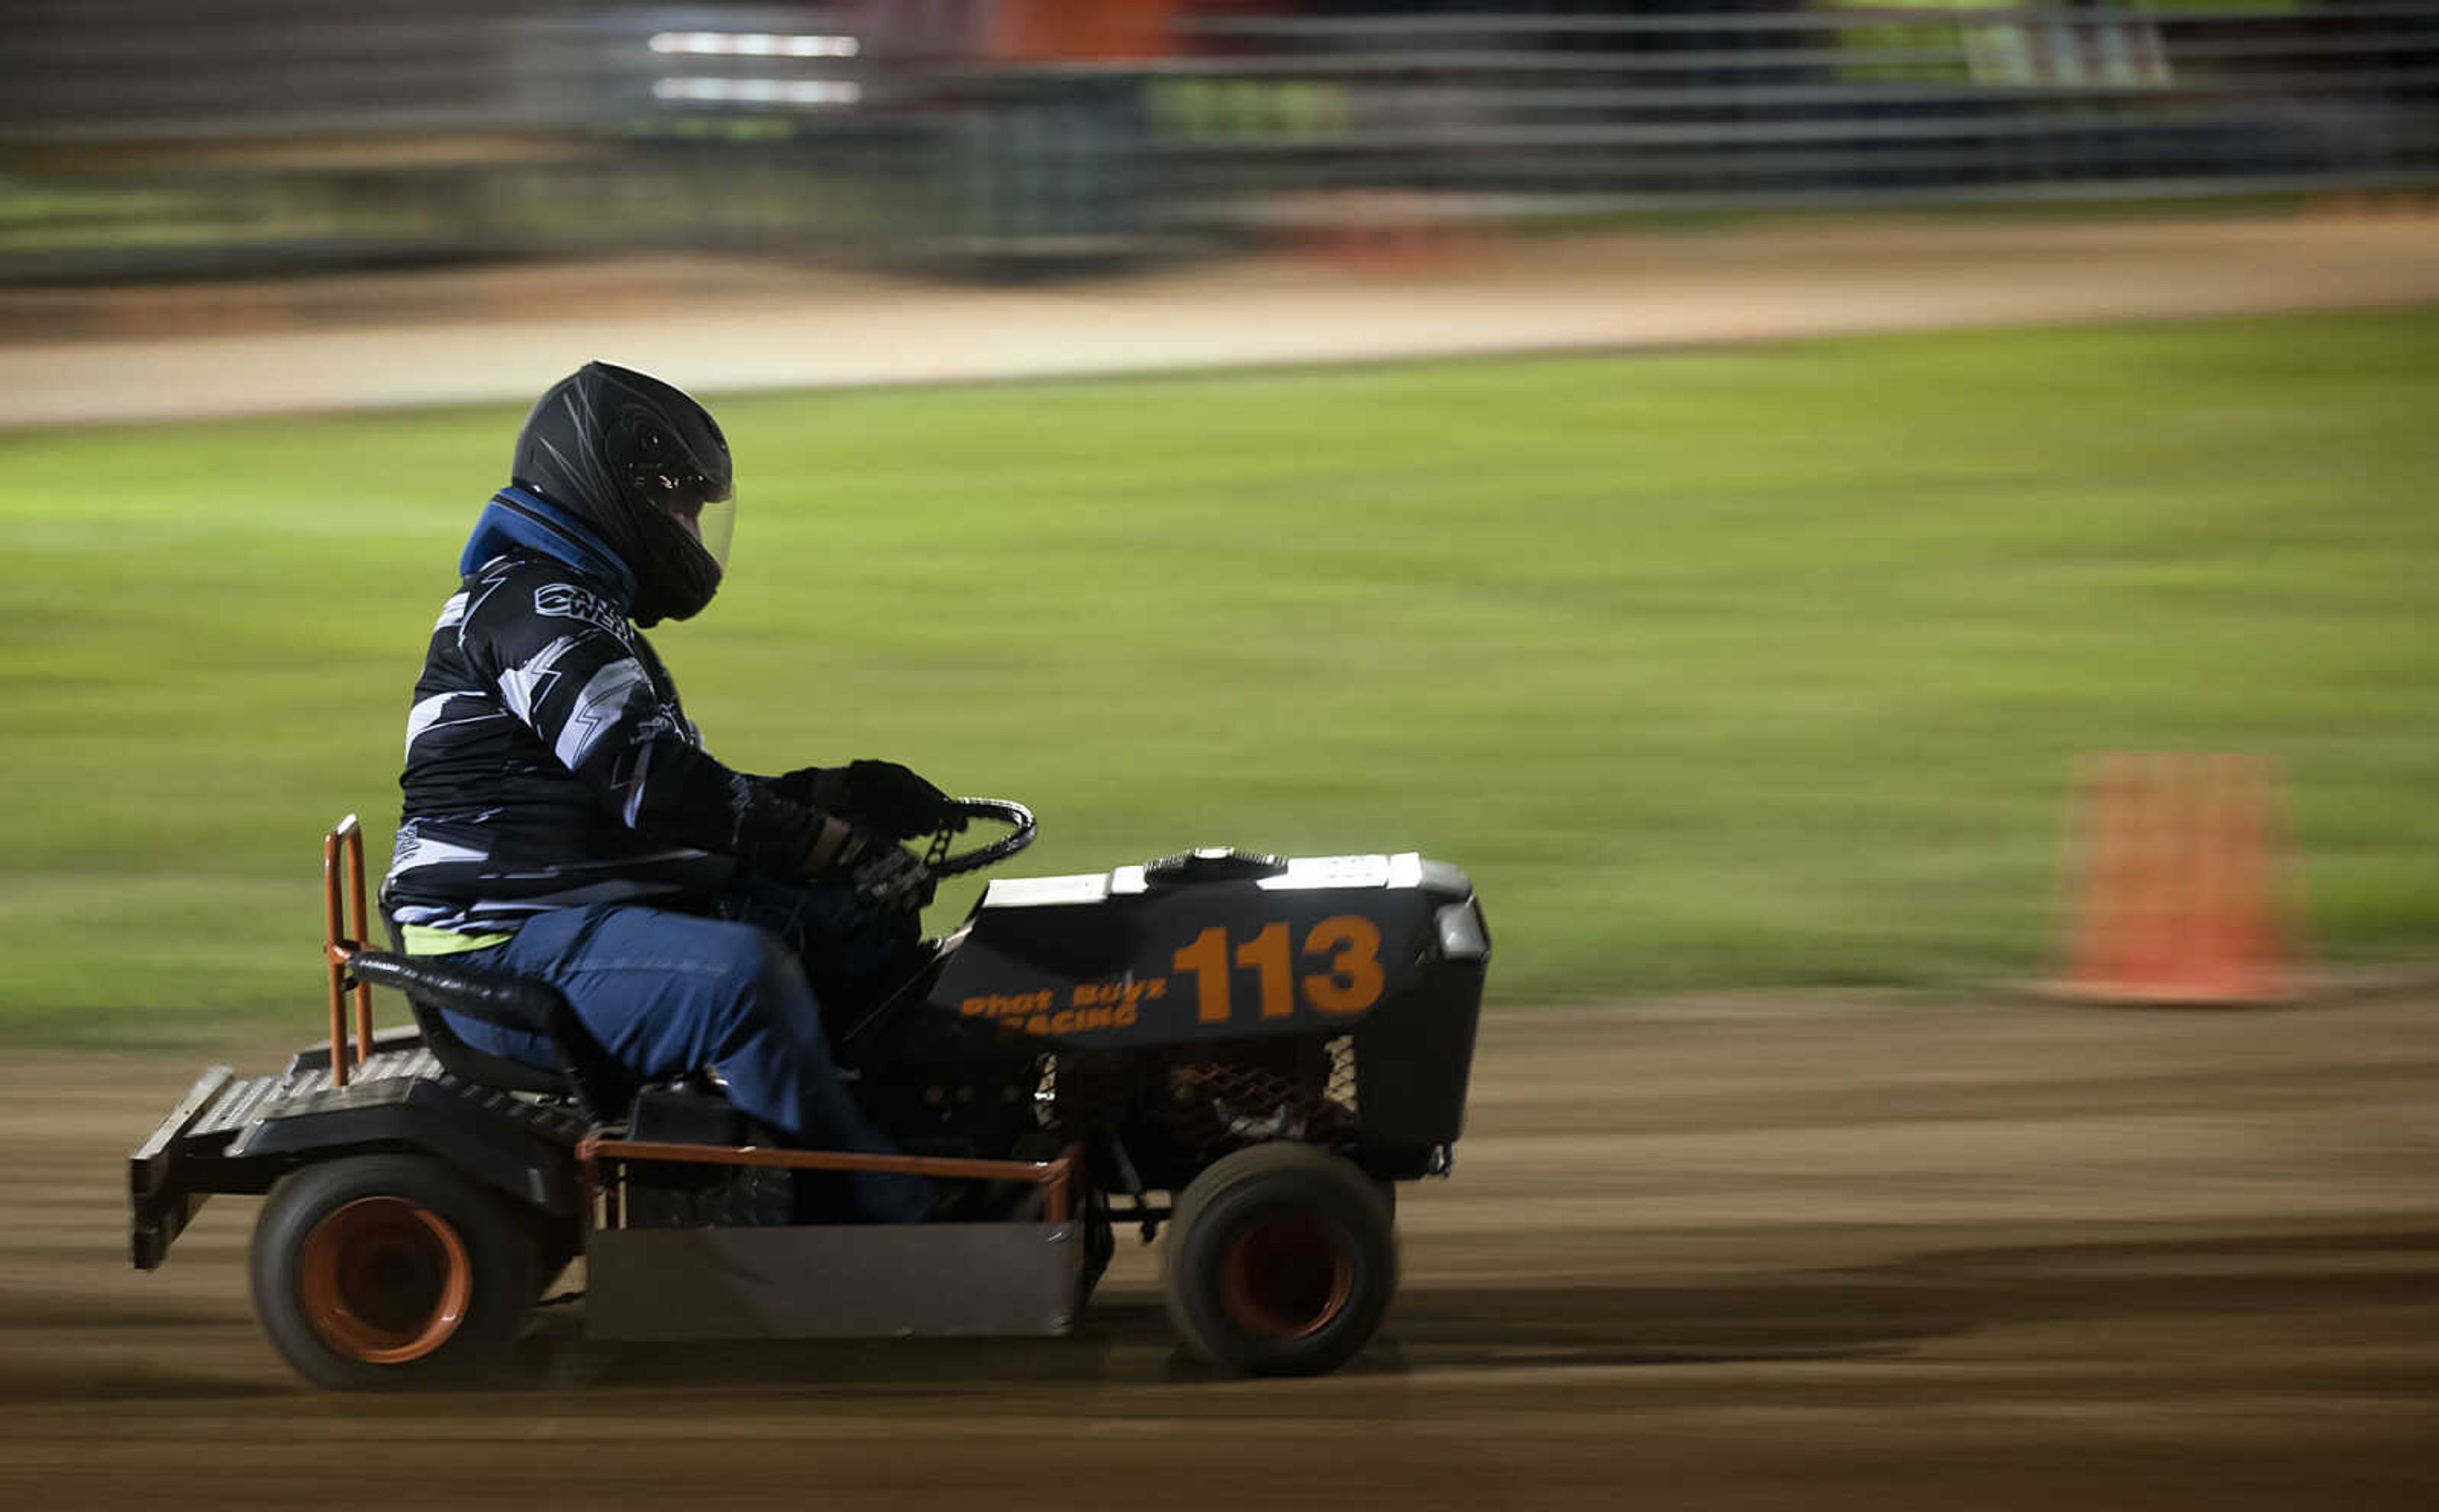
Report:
295,1196,471,1364
1217,1207,1353,1341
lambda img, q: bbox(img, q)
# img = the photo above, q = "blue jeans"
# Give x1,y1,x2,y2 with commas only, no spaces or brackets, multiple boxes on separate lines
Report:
446,878,927,1222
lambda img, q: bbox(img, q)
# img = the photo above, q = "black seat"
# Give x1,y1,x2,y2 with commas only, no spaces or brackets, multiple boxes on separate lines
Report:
345,948,635,1120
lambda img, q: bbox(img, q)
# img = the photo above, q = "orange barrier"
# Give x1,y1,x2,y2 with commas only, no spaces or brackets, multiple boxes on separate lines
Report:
2055,753,2305,1005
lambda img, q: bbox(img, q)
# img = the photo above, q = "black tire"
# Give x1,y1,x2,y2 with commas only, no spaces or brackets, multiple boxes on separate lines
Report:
1162,1142,1397,1377
250,1153,540,1391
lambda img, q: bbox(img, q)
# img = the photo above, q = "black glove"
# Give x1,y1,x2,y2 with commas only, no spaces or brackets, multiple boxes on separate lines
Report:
851,759,958,840
809,822,935,912
772,759,958,840
767,765,850,813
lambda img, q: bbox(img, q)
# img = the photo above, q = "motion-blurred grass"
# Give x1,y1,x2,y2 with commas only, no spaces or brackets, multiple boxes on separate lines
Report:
4,308,2435,1043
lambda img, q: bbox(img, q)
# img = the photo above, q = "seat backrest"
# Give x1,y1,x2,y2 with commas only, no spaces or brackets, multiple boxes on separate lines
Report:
398,979,586,1101
349,935,634,1118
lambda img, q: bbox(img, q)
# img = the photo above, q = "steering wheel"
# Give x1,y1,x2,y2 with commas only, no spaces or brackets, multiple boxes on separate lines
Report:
922,798,1037,878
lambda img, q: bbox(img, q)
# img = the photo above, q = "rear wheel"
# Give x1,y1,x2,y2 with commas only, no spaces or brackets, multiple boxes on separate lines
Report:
1162,1142,1396,1376
251,1153,539,1390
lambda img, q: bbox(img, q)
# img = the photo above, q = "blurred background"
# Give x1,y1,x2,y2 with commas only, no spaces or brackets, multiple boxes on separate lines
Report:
2,8,2438,1501
3,0,2435,282
0,1,2435,1040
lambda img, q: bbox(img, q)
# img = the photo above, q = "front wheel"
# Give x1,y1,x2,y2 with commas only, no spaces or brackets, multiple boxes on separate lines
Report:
250,1153,539,1390
1162,1142,1397,1377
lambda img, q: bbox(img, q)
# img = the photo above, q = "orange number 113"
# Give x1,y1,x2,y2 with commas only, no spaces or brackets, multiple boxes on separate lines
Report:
1172,915,1387,1024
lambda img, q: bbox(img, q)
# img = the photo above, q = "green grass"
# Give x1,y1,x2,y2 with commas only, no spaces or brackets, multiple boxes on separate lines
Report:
4,308,2436,1043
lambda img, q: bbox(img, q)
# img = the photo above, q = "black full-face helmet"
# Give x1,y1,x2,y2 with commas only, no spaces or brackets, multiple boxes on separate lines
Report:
512,361,736,626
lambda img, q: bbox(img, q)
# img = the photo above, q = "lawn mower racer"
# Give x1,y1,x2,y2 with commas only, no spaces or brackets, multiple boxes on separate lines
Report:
128,364,1493,1391
385,361,945,1224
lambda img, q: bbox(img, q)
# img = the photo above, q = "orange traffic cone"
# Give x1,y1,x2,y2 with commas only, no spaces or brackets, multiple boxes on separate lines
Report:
2054,753,2306,1004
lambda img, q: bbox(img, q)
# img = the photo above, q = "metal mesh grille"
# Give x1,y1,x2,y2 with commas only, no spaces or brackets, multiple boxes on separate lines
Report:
1161,1036,1358,1161
1042,1036,1360,1165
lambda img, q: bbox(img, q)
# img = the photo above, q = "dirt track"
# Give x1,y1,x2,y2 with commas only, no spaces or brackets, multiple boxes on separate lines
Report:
7,213,2439,427
4,993,2435,1508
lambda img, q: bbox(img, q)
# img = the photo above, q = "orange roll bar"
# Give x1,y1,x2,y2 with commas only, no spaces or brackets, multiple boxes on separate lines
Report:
321,815,376,1088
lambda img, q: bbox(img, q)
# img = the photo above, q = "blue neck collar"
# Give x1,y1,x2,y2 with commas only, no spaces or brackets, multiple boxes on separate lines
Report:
459,486,638,601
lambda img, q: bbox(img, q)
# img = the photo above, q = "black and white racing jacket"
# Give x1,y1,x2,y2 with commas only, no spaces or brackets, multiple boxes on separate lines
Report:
386,527,821,942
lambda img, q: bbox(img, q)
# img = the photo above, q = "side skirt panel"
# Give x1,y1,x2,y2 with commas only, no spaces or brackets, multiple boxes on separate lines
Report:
586,1222,1083,1341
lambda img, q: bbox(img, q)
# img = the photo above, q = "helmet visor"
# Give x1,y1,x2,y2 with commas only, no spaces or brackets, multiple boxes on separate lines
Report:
660,474,736,571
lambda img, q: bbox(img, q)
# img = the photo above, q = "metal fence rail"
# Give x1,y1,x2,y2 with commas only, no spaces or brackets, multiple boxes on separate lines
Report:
1,1,2433,282
1134,3,2439,227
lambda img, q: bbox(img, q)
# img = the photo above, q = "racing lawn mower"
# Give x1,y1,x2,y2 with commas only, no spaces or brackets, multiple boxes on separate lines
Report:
130,802,1489,1389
